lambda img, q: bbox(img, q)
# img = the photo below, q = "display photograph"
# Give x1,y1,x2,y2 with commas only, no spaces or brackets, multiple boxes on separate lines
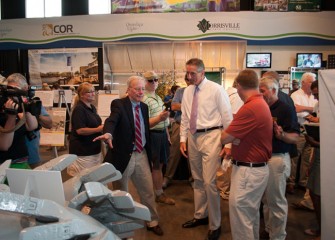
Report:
28,48,99,86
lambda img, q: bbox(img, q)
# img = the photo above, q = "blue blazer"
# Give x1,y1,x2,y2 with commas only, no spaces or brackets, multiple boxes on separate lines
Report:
103,96,152,173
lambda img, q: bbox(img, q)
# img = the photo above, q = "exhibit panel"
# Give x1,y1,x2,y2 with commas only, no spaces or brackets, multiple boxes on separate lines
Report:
318,69,335,240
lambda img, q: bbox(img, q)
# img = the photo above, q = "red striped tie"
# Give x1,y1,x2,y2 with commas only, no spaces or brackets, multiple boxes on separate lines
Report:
135,105,143,153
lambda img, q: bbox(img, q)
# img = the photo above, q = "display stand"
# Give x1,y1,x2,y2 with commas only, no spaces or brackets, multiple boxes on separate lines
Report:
97,90,119,158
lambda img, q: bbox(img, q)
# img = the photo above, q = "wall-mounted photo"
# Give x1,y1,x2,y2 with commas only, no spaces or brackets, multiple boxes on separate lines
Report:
28,48,99,87
111,0,240,13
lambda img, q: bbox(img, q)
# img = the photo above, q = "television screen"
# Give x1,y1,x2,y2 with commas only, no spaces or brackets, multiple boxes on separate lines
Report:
296,53,322,68
246,53,272,68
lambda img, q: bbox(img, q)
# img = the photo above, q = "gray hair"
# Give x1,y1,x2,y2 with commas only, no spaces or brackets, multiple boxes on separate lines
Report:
6,73,28,90
186,58,205,72
259,76,279,95
262,71,280,82
301,72,316,83
127,75,145,88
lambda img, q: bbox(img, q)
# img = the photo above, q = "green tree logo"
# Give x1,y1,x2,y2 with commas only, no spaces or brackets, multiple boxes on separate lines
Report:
197,19,211,33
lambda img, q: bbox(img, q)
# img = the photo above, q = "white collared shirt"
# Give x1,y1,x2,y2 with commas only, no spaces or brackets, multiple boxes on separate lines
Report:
180,78,233,142
291,88,318,125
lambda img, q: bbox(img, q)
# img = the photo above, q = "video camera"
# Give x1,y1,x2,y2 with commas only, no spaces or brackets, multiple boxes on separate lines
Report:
0,85,41,117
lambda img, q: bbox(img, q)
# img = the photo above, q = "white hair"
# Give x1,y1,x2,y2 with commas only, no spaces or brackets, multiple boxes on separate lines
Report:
301,72,316,83
127,75,145,88
259,76,279,95
6,73,28,90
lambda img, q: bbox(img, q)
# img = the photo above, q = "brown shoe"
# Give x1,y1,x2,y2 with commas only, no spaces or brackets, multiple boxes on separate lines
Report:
147,225,164,236
156,193,175,205
292,202,314,211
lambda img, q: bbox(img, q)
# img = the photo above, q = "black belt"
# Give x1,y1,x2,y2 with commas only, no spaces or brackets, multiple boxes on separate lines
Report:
232,160,267,168
196,126,222,133
150,129,165,133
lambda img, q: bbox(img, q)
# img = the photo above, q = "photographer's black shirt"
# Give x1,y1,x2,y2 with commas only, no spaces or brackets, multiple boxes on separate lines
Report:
270,100,300,154
0,114,28,164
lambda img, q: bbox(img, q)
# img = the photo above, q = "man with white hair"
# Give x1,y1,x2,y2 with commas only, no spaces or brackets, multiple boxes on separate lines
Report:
259,76,300,240
289,72,318,210
94,75,164,236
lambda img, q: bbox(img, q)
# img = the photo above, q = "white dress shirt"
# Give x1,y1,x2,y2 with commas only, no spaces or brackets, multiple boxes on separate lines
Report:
180,78,233,142
227,86,244,115
290,88,318,125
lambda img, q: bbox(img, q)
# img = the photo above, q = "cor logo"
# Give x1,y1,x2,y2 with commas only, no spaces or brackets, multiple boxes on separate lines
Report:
42,24,53,36
42,24,74,36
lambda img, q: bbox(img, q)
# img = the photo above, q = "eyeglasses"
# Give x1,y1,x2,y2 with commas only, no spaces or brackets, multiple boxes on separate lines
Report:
84,90,96,94
147,79,159,83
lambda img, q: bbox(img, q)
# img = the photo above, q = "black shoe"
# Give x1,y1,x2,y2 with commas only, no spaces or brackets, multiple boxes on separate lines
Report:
182,217,209,228
206,226,221,240
147,225,164,236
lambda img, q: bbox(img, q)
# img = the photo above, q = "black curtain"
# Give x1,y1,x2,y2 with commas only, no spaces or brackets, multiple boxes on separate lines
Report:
1,0,25,19
19,50,29,83
0,50,28,80
62,0,89,16
98,48,103,90
322,0,335,10
0,50,20,77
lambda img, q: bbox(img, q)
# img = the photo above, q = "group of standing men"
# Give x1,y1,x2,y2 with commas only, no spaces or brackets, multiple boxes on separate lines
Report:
95,58,317,240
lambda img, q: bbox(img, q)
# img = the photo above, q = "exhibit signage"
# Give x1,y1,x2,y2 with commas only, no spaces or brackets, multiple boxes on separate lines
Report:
255,0,321,12
0,11,334,49
288,0,321,12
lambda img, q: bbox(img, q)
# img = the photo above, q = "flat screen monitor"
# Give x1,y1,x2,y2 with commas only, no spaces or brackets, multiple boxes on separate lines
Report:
246,53,272,68
296,53,322,68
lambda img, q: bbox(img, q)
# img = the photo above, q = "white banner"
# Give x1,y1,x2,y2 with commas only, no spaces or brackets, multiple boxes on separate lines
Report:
1,12,335,46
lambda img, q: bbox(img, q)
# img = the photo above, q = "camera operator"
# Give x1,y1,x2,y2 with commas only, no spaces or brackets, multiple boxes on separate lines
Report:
0,73,38,168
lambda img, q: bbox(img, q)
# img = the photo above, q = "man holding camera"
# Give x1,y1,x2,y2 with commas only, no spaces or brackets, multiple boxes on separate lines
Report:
142,71,175,206
0,73,39,167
